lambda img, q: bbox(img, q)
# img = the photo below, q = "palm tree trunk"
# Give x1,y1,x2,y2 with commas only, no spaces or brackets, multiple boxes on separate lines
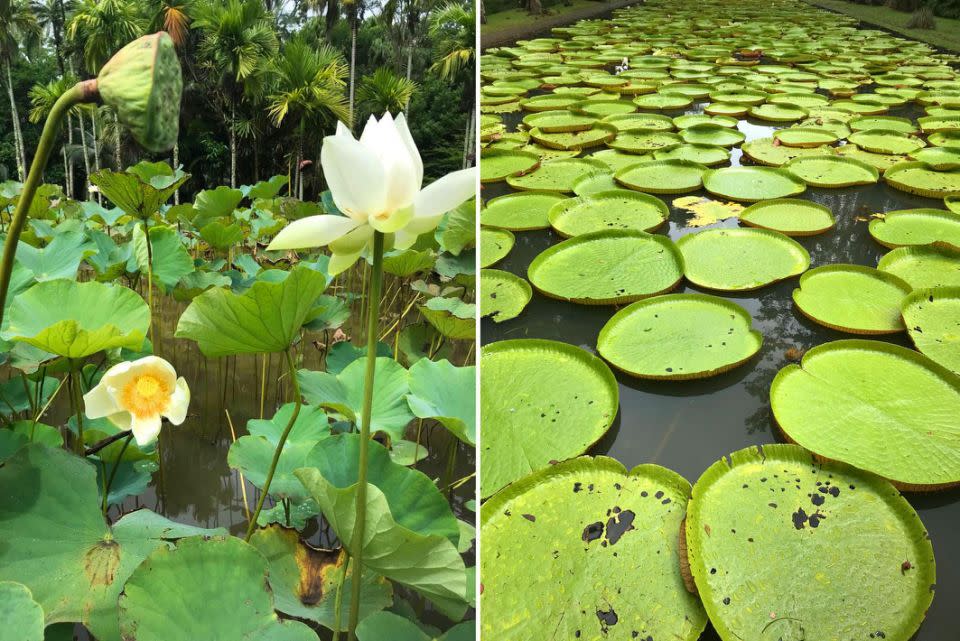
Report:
404,43,414,112
5,60,25,181
92,110,103,205
462,104,475,169
229,102,237,188
77,109,91,199
481,0,486,23
349,17,357,125
113,111,122,169
297,124,305,200
173,142,180,204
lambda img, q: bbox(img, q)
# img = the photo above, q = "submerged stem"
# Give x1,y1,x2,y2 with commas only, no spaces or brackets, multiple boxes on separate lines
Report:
347,231,385,639
244,348,302,542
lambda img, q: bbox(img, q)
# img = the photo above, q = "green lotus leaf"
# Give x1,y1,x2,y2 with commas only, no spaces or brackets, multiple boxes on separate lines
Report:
848,128,926,155
381,249,435,278
738,198,835,236
653,143,730,166
406,358,476,445
529,229,683,304
702,166,806,202
118,536,316,641
192,186,244,228
436,198,476,256
356,612,474,641
685,444,936,641
86,230,131,281
598,293,762,380
199,220,244,250
2,280,149,358
480,149,540,183
481,457,707,641
910,146,960,171
0,582,43,641
480,191,564,231
242,175,289,199
228,403,330,501
132,223,193,292
783,155,879,187
606,128,682,153
548,189,668,237
420,297,476,340
792,264,911,334
16,232,94,281
480,268,531,323
248,525,393,630
256,497,321,530
0,420,62,461
0,445,226,641
772,127,839,147
479,227,514,267
295,434,468,615
530,123,617,150
741,137,835,166
97,32,182,152
480,339,618,497
868,208,960,249
89,162,188,218
298,357,412,439
884,161,960,199
175,266,328,356
770,340,960,489
878,243,960,289
506,157,608,192
615,159,708,194
677,227,809,291
901,286,960,375
323,341,391,375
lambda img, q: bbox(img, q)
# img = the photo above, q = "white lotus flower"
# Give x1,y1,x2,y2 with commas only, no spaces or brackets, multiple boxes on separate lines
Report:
83,355,190,446
267,112,477,274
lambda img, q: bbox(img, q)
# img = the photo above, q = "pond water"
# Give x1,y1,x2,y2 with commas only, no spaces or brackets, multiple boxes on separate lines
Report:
481,92,959,639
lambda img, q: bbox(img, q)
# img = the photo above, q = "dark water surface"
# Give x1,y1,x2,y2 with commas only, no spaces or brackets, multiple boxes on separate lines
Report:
481,96,960,639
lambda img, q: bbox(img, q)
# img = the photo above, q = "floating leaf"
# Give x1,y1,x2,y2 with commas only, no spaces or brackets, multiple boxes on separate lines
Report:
792,264,911,334
702,166,806,202
685,444,935,641
479,227,514,268
738,198,835,236
901,286,960,375
480,191,564,231
480,269,531,323
783,155,879,187
550,190,668,236
770,340,960,489
878,243,960,289
615,159,707,194
869,208,960,249
677,228,809,291
672,196,744,227
480,339,618,497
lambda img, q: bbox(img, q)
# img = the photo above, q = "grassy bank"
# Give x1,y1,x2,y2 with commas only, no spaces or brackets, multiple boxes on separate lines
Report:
803,0,960,51
481,0,636,49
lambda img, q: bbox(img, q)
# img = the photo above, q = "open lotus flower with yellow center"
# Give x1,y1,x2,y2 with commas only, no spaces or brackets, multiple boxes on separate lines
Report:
266,112,476,273
83,356,190,446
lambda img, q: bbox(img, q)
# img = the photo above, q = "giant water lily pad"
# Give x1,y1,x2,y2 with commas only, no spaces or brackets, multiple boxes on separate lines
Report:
2,280,149,359
606,128,682,153
837,144,908,173
901,286,960,374
479,227,515,267
653,143,730,166
118,536,316,641
481,191,564,230
298,357,413,439
530,124,617,150
869,208,960,249
248,525,393,630
598,294,762,379
783,155,879,187
481,457,707,641
848,129,926,155
773,127,839,147
176,266,328,356
910,146,960,171
0,445,226,641
522,110,596,132
615,159,708,194
685,444,936,641
678,228,809,291
770,339,960,489
741,138,834,166
480,149,540,182
792,264,911,334
480,339,618,497
878,243,960,289
506,158,608,192
702,166,806,202
884,161,960,198
548,189,668,236
680,124,745,147
528,230,683,304
295,435,468,615
739,198,835,236
480,269,532,323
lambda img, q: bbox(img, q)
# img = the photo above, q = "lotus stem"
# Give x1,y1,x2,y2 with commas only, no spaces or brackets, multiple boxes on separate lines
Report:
0,80,98,327
244,348,302,541
332,549,351,641
347,230,385,639
84,428,133,456
102,432,134,514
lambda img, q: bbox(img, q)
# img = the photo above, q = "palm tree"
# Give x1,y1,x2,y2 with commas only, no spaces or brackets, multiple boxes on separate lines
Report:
429,1,474,167
380,0,434,111
147,0,193,48
267,36,348,199
0,0,41,181
194,0,278,187
342,0,369,124
357,67,417,118
32,0,76,75
28,75,80,196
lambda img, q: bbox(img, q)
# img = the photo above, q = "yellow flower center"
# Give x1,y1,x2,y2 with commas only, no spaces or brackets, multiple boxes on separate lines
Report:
121,371,171,418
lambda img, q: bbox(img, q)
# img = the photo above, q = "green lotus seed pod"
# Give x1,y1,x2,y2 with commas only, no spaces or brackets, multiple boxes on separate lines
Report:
97,32,183,153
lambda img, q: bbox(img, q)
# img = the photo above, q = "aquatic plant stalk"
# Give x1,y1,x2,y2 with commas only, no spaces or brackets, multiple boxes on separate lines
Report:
102,432,134,514
245,348,302,541
332,550,351,641
0,80,98,326
348,230,385,638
